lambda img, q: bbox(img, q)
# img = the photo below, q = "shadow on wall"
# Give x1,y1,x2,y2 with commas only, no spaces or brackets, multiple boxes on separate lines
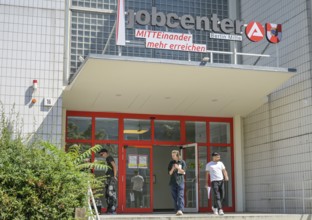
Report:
24,86,35,108
27,97,63,147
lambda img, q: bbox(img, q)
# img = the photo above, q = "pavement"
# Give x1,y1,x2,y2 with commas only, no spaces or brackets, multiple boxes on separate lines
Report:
99,213,312,220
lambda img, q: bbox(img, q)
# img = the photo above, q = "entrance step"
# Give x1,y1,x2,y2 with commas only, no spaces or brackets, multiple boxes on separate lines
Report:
99,213,311,220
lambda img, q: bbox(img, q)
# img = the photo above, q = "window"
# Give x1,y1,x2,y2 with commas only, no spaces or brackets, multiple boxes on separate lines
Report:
210,122,230,144
124,119,151,140
67,116,92,140
95,118,119,140
186,121,206,143
154,120,180,141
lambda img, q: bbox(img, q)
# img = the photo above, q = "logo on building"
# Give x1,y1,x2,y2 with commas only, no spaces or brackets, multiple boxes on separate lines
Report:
245,21,265,42
116,0,282,48
266,23,282,43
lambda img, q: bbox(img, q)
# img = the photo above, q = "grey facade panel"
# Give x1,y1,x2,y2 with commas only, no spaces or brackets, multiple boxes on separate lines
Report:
241,0,312,214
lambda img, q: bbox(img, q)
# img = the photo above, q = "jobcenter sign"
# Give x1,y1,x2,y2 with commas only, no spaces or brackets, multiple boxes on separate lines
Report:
116,4,282,51
127,7,244,34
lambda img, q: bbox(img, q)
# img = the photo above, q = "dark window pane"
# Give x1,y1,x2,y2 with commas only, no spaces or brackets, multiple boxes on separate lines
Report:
186,121,206,143
210,122,230,143
67,116,92,140
95,118,119,140
154,120,180,141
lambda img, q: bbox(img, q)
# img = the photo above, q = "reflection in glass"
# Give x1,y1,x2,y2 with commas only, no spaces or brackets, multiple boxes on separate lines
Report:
126,147,151,208
186,121,206,143
95,118,118,140
154,120,180,141
198,146,208,208
210,146,232,207
67,116,92,140
94,144,119,209
65,143,91,154
184,146,197,209
124,119,151,140
210,122,230,143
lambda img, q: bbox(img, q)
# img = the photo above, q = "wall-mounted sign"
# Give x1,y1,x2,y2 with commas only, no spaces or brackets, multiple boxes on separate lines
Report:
128,154,138,168
116,0,282,49
245,21,265,42
138,155,148,169
128,154,148,169
127,7,244,34
266,23,282,43
135,29,206,52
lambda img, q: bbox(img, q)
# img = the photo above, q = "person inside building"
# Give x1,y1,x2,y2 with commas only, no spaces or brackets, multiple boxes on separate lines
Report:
168,150,186,216
131,170,144,208
99,148,118,214
205,152,229,216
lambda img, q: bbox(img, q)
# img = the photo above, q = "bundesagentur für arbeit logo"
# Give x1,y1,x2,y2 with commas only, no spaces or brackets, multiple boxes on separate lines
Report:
116,0,282,53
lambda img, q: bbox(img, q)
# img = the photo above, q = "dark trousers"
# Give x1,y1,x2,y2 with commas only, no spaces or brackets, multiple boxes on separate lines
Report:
170,183,185,211
105,177,117,213
133,190,143,207
211,180,224,210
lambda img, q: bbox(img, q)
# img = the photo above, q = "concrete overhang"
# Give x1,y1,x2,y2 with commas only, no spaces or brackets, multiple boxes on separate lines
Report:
63,55,296,117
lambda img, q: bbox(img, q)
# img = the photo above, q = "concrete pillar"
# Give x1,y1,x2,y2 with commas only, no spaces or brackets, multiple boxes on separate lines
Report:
234,115,245,212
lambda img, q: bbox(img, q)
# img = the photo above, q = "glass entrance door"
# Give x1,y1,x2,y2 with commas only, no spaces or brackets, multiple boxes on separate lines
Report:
182,143,198,212
124,146,153,212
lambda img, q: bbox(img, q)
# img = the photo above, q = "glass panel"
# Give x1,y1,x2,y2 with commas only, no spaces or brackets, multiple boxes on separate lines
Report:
67,116,92,140
210,122,231,144
126,147,151,208
210,146,233,207
124,119,151,140
94,144,119,210
69,0,230,77
186,121,207,143
198,146,208,208
65,143,91,154
154,120,180,141
95,118,119,140
184,145,197,209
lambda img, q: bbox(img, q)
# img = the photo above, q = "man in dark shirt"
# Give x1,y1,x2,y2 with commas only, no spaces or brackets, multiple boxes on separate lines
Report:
168,150,186,216
99,148,117,214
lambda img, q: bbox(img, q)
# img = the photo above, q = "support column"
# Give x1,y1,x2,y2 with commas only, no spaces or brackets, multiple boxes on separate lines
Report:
234,115,245,212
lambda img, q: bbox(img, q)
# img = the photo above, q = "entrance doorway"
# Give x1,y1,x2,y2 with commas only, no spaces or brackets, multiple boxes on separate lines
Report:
153,146,178,211
65,111,235,213
152,144,200,213
124,146,153,212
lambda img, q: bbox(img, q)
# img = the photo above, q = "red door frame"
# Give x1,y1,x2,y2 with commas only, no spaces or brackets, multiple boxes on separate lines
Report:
65,111,235,213
122,145,154,213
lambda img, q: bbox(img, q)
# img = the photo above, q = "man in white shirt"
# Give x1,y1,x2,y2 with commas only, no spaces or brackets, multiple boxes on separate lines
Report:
131,170,144,208
205,152,229,216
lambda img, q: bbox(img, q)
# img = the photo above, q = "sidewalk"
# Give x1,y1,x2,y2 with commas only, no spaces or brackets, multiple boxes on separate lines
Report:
99,213,311,220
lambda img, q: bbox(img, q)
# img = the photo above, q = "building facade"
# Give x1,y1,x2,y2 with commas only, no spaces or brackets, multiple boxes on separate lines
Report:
0,0,310,214
240,0,312,214
0,0,64,145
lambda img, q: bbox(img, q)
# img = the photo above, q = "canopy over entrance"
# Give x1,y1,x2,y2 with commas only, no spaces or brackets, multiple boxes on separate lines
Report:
63,55,295,117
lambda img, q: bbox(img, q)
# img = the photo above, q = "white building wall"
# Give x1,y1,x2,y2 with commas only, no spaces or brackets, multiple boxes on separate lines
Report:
241,0,312,213
0,0,65,146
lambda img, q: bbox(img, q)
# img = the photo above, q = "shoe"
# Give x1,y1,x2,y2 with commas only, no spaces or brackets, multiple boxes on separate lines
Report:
107,212,116,215
212,207,218,215
176,210,183,216
219,209,224,215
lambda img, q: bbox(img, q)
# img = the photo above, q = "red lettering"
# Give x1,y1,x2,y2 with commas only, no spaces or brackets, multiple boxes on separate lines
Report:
136,30,146,38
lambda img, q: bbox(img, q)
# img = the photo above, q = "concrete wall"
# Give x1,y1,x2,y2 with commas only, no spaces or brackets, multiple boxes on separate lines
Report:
240,0,312,213
0,0,65,146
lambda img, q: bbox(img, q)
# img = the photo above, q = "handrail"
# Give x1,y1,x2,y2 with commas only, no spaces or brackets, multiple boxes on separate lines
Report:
87,184,100,220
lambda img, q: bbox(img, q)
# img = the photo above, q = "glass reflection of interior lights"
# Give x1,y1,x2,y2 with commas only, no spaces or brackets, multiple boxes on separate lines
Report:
123,122,148,134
